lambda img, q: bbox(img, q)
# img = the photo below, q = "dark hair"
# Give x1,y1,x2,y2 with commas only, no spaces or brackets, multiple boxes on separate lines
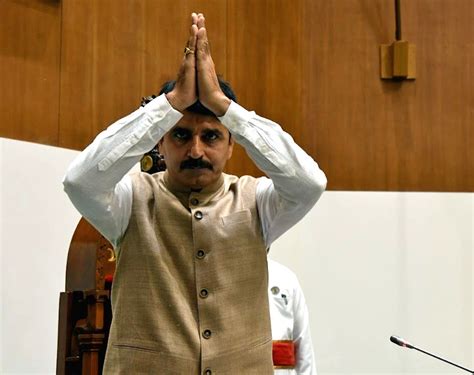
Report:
141,77,237,116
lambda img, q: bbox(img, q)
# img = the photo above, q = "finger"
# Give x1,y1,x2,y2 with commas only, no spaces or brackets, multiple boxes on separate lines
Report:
184,24,198,60
196,27,210,56
197,13,205,29
191,12,198,25
184,13,198,56
188,23,198,47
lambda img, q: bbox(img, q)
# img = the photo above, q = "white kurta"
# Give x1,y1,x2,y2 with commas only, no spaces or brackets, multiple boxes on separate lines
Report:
268,259,317,375
62,94,327,250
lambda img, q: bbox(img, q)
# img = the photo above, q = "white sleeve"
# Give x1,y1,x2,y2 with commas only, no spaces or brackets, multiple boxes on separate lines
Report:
62,94,183,247
219,101,327,247
293,279,317,375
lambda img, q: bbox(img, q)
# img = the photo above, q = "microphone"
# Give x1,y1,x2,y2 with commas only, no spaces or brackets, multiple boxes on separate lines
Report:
390,335,414,348
390,335,474,374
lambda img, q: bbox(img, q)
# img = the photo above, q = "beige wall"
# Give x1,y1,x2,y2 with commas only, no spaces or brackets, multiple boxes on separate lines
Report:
1,0,473,191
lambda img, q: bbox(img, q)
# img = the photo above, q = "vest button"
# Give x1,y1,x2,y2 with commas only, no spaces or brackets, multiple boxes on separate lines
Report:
204,369,212,375
194,211,203,220
202,329,212,339
196,249,205,259
199,288,209,298
190,198,199,206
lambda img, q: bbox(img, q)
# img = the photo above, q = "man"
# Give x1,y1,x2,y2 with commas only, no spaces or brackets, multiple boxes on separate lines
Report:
268,259,317,374
63,13,326,374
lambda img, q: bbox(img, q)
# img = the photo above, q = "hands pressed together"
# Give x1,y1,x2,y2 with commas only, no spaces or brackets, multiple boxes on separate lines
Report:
166,13,231,117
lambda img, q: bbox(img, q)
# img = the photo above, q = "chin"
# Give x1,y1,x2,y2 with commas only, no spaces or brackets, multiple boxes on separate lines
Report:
176,169,220,190
191,176,217,190
191,177,212,188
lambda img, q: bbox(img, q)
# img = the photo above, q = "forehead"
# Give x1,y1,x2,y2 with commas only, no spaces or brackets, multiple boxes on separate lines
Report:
172,112,228,133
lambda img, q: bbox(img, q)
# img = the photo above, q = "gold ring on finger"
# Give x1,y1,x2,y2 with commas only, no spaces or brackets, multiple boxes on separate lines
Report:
184,47,195,56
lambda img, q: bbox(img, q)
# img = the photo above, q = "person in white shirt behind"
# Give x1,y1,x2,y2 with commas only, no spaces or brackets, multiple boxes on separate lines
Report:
268,258,317,374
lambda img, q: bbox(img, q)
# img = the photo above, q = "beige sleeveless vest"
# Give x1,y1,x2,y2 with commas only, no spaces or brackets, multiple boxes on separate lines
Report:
103,171,273,374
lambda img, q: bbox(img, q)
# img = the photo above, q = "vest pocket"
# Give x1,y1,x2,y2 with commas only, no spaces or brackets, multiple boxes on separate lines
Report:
107,342,198,373
112,343,158,353
112,341,194,360
221,209,251,226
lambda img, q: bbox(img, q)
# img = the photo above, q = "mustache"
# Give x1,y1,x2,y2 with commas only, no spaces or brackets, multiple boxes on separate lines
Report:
180,158,213,170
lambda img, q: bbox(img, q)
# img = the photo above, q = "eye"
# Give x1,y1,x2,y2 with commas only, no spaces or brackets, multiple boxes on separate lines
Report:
202,130,221,142
172,128,191,141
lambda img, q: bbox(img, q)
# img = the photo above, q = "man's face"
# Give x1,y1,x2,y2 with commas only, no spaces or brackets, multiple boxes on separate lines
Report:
159,111,234,191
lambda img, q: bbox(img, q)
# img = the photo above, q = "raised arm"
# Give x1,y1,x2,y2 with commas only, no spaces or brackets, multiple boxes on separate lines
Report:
193,15,327,247
63,96,182,246
63,13,203,246
221,104,327,247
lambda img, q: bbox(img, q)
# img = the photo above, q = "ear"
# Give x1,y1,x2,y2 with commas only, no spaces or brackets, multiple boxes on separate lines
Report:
158,137,165,155
226,136,234,160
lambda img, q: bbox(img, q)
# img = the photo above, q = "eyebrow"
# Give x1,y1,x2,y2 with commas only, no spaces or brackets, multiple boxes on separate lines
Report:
202,128,224,136
172,126,190,133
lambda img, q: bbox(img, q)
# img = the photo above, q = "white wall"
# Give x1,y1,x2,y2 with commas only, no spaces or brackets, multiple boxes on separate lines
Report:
1,138,81,374
1,137,472,374
0,138,3,370
270,192,473,375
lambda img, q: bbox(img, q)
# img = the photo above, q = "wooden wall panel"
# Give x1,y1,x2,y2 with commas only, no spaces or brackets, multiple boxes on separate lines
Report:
59,0,227,150
226,0,305,178
407,0,474,191
1,0,472,191
300,0,474,191
0,0,61,145
227,0,473,191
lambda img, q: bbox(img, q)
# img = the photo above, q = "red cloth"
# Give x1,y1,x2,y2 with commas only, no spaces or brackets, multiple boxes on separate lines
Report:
272,340,296,367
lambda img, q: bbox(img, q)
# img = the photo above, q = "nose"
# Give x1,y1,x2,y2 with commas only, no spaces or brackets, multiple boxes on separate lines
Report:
188,136,204,159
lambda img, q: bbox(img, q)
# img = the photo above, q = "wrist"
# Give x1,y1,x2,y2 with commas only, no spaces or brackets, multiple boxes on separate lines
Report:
165,92,187,112
210,95,231,117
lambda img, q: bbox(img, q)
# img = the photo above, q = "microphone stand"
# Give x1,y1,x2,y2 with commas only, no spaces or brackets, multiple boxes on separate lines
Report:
390,335,474,374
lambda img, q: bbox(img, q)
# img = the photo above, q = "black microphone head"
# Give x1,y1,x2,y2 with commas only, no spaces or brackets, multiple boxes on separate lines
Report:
390,335,413,348
390,335,402,345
